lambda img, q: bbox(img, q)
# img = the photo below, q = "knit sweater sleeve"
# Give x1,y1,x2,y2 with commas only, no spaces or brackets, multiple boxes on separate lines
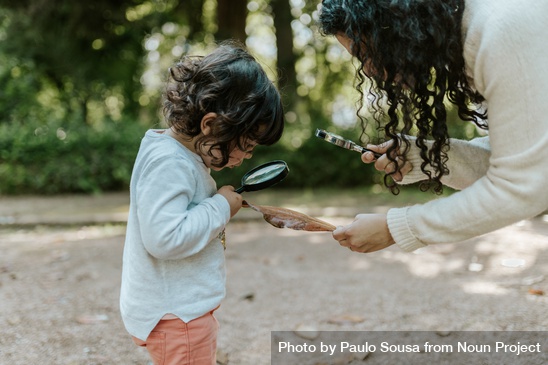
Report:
398,135,491,190
388,0,548,252
135,155,230,260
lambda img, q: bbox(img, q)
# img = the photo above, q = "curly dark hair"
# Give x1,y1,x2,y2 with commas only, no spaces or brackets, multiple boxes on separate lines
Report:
162,40,285,168
319,0,487,193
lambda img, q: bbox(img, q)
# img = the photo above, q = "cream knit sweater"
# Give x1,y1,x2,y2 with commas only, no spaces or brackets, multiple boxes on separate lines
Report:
387,0,548,251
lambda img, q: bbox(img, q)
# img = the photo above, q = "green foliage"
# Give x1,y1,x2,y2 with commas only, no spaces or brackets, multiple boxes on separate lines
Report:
0,116,378,195
0,119,147,194
0,0,210,126
0,0,481,196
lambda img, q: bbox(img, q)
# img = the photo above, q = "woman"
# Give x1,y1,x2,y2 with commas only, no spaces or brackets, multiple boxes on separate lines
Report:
318,0,548,252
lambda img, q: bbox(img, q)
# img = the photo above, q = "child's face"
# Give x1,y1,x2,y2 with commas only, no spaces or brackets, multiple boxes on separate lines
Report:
205,139,257,172
198,113,258,171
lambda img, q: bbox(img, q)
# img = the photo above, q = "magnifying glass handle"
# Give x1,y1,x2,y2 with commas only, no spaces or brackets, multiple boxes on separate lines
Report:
316,129,383,159
358,146,383,159
235,186,244,194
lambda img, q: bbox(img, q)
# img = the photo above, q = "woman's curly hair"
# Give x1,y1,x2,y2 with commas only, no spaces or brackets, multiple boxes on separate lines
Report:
319,0,487,193
162,40,284,168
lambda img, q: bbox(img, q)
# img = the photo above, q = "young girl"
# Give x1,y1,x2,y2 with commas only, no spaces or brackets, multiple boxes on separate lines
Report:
120,41,284,364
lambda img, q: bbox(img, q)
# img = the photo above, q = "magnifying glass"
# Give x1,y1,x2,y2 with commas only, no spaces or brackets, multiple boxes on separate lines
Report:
235,160,289,193
315,129,382,158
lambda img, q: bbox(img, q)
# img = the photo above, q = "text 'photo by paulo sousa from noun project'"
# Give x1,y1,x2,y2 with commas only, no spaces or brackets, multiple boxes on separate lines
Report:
271,331,546,364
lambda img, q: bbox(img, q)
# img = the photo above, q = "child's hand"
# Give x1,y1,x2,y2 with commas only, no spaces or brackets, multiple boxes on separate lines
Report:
217,185,243,217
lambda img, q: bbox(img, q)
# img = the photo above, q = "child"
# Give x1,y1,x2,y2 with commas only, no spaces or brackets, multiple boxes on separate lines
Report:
120,41,285,365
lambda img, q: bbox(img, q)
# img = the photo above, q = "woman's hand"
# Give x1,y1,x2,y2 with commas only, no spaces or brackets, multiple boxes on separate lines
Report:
217,185,243,217
332,214,395,253
362,141,412,182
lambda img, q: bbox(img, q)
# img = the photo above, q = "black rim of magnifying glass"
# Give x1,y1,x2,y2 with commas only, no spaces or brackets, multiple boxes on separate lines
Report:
235,160,289,193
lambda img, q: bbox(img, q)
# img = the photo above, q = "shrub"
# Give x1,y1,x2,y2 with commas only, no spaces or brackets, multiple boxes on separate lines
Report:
0,119,147,194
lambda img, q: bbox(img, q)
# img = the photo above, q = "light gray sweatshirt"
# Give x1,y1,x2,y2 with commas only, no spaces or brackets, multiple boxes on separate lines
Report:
120,129,230,341
388,0,548,251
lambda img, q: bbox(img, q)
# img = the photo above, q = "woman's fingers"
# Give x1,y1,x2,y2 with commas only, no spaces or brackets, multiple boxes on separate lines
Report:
396,159,413,180
361,151,377,163
332,226,348,246
374,156,412,181
361,141,392,163
361,140,412,181
331,214,395,253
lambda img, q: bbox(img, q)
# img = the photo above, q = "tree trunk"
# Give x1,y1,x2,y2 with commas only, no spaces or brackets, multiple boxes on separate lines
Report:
216,0,247,42
270,0,297,109
180,0,205,41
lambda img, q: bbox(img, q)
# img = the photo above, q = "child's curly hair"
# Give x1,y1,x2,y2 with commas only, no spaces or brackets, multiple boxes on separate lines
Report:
163,41,285,168
319,0,487,194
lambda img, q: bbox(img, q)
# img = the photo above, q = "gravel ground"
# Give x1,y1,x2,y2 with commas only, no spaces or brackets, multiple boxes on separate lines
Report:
1,193,547,364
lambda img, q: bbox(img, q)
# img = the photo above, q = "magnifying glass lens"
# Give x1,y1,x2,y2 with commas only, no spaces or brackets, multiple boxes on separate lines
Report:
244,164,286,184
235,160,289,193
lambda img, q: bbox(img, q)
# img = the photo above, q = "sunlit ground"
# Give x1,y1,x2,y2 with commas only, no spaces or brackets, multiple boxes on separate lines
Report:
1,191,547,364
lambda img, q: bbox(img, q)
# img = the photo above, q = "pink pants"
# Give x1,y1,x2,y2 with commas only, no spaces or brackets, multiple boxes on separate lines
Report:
132,312,219,365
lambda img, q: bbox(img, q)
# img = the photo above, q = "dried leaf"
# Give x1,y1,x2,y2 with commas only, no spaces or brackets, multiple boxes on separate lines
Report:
243,201,336,232
241,292,255,301
528,288,544,296
326,314,365,325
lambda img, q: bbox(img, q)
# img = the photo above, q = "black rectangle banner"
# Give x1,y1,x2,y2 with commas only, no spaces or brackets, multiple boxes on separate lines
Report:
271,331,547,364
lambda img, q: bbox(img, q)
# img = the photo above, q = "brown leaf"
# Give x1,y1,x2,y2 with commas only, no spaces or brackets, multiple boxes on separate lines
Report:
528,288,545,296
326,314,365,325
243,201,336,232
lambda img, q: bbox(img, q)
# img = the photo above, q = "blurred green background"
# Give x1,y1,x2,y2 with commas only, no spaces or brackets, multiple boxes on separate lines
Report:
0,0,477,195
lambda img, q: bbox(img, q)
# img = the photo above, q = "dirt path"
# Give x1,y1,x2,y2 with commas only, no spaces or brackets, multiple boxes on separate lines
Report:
1,214,547,364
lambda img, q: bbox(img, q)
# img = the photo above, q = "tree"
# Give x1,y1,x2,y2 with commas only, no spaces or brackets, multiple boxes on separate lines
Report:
0,0,208,125
270,0,298,109
216,0,248,42
1,1,143,123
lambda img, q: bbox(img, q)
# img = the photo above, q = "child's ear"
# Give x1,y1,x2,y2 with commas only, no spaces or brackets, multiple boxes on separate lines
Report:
200,112,217,136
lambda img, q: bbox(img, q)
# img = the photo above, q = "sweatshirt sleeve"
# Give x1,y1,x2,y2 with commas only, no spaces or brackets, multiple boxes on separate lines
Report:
135,155,231,260
388,2,548,252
